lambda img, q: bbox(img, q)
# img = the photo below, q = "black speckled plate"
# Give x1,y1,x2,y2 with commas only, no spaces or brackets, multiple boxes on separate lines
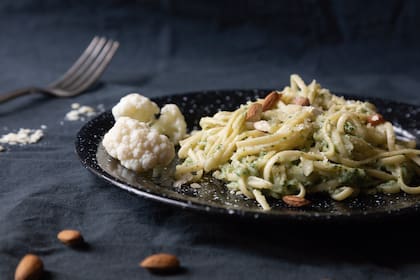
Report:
75,89,420,222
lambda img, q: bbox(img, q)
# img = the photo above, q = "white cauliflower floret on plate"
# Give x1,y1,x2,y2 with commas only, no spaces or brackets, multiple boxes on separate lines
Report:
152,104,187,145
112,93,159,123
102,117,175,172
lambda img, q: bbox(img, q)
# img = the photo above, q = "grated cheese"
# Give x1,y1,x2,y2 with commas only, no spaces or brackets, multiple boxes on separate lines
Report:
0,128,44,145
65,103,97,121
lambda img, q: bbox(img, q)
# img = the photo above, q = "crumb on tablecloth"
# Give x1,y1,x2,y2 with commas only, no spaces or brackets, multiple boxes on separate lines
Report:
0,128,44,145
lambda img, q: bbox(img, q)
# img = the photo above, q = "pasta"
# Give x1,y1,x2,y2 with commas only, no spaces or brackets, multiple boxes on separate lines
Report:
175,75,420,210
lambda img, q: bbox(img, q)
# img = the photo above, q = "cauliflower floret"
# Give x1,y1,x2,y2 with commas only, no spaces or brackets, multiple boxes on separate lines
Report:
102,117,175,172
152,104,187,145
112,93,159,123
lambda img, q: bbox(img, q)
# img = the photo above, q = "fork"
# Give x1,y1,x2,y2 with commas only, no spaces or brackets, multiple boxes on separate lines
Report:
0,36,119,103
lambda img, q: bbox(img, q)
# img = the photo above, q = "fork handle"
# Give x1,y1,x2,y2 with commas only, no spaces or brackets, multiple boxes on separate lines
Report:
0,87,41,103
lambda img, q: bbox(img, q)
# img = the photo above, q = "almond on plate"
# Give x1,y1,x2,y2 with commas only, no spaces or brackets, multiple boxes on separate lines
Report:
253,120,271,132
367,113,385,126
246,103,263,122
292,96,310,106
282,195,310,207
262,91,281,111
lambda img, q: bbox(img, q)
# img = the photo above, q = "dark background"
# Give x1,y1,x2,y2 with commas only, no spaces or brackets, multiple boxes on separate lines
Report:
1,1,420,279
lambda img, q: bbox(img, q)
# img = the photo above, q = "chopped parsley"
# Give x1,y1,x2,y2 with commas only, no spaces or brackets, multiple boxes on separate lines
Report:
344,121,355,134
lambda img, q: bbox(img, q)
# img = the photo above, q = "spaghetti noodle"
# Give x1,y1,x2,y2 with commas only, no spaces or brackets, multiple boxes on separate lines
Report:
175,75,420,210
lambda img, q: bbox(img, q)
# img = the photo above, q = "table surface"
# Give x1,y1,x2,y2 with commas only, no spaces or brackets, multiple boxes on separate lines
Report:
1,1,420,279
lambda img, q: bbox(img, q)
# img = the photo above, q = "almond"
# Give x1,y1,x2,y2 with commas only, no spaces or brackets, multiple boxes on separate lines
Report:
246,103,262,122
262,91,280,111
282,195,310,207
367,113,385,126
292,96,310,106
15,254,43,280
140,253,180,271
57,229,84,246
253,120,271,132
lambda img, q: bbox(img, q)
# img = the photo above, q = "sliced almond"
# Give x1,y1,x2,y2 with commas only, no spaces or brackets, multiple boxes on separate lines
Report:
367,113,385,126
253,120,271,132
246,103,262,122
140,253,180,271
292,96,310,106
15,254,43,280
282,195,310,207
57,229,84,246
262,91,280,111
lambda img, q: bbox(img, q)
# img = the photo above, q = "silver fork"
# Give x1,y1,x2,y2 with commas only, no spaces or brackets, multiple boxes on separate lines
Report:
0,36,119,103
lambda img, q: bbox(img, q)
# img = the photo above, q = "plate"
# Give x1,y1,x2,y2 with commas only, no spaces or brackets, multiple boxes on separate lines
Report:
75,89,420,222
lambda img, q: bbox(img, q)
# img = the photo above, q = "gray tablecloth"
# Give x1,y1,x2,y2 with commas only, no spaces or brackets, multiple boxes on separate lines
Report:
1,1,420,279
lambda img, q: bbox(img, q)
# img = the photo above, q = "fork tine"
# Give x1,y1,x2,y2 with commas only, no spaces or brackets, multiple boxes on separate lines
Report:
55,37,110,91
48,36,101,88
51,36,108,89
63,40,119,94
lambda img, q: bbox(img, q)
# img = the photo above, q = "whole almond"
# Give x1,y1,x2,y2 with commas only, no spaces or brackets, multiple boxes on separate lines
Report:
246,103,262,122
15,254,43,280
282,195,310,207
292,96,310,106
57,229,84,246
262,91,280,111
140,253,180,271
367,113,385,126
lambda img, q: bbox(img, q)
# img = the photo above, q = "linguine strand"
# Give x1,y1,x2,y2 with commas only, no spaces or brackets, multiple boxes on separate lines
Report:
175,75,420,210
